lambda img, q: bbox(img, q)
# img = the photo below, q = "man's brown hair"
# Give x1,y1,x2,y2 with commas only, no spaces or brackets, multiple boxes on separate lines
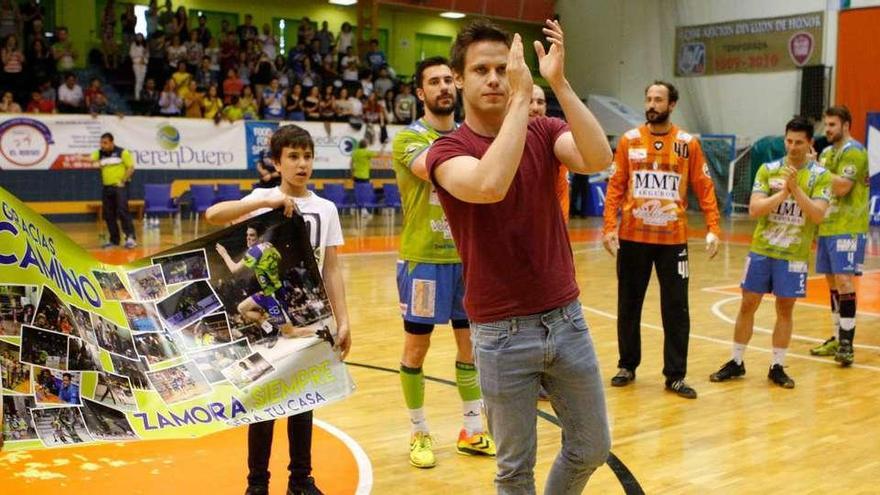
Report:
449,18,510,74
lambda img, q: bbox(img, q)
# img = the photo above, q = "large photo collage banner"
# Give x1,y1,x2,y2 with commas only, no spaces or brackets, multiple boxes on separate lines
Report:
0,188,354,451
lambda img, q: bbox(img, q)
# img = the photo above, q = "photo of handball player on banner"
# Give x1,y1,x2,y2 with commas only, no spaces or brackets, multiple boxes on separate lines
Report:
152,209,336,357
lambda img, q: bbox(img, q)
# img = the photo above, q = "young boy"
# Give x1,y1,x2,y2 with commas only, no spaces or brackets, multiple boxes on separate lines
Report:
206,124,351,495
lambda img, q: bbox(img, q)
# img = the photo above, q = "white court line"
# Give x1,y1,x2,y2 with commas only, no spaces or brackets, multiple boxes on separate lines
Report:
701,287,880,318
314,418,373,495
581,305,880,372
710,296,880,351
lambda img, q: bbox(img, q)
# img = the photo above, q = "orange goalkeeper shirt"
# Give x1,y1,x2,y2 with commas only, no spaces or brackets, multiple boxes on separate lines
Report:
603,124,721,244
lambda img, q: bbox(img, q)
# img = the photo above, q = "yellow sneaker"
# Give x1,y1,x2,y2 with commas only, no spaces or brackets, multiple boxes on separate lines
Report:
456,429,496,457
409,431,436,468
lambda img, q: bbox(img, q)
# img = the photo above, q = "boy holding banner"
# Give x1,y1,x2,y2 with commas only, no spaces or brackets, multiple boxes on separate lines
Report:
206,124,352,495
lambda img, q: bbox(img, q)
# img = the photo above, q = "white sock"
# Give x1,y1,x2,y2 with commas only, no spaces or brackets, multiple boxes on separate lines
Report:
832,312,840,339
732,343,746,365
409,408,429,434
462,400,483,435
840,317,855,333
771,347,787,366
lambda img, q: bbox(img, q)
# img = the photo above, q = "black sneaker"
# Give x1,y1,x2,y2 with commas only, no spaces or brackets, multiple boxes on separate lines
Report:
245,485,269,495
288,477,324,495
767,364,795,389
665,379,697,399
834,340,854,367
709,359,745,382
610,368,635,387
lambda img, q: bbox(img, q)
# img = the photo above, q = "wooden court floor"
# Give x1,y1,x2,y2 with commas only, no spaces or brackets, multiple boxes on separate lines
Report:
2,213,879,494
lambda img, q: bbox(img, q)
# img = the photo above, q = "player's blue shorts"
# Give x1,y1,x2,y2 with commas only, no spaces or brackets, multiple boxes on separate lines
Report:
396,260,467,325
815,234,866,275
741,252,808,298
251,291,288,327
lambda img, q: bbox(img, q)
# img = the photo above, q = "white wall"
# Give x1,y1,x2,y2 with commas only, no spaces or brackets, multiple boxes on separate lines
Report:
558,0,839,139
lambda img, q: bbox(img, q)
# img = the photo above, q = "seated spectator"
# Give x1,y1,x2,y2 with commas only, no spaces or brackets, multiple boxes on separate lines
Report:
196,55,216,88
374,67,393,100
166,34,187,74
239,85,258,120
334,87,353,122
287,40,307,77
84,78,107,109
363,91,385,126
171,61,192,98
219,31,238,73
236,50,252,85
382,88,396,124
202,83,222,120
251,52,274,96
221,95,251,122
259,23,277,60
183,81,204,118
273,55,290,90
88,91,113,115
337,22,354,54
158,79,182,116
360,70,374,97
339,46,357,74
285,83,305,121
222,67,244,104
185,30,204,72
204,37,221,80
25,90,53,113
261,77,285,120
1,34,25,92
255,151,280,188
308,39,322,70
349,87,365,125
363,39,386,74
394,83,417,124
0,90,22,112
322,59,339,82
300,57,321,90
140,77,160,115
57,73,85,113
52,26,77,72
319,85,335,121
303,86,320,120
38,79,56,102
342,58,359,83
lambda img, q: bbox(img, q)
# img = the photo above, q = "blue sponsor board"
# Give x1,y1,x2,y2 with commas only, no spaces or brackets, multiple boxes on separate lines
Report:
245,121,280,170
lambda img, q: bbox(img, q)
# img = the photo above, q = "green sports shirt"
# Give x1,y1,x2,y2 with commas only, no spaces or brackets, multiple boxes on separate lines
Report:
391,119,459,263
817,139,869,236
244,242,282,295
750,159,832,262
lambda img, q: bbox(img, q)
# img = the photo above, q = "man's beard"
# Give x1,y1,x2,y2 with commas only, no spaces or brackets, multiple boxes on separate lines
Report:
426,93,456,116
826,130,843,144
645,109,670,124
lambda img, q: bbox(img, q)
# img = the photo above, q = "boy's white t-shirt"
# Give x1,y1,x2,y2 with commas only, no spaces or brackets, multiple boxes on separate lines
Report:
242,187,344,271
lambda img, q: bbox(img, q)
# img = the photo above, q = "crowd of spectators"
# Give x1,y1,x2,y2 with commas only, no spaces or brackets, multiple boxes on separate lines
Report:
0,0,420,126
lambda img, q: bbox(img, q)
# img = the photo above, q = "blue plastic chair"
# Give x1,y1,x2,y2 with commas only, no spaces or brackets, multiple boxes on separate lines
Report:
382,183,402,210
307,183,316,192
354,182,382,211
215,183,243,202
320,183,355,212
189,184,215,234
143,184,180,226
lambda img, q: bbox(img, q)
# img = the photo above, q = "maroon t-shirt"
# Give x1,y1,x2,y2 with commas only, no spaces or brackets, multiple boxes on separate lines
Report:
426,116,579,323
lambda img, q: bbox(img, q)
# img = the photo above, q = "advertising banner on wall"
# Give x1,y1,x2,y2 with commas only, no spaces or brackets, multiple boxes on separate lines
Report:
675,12,824,76
282,121,397,171
0,188,354,451
0,116,249,171
867,112,880,226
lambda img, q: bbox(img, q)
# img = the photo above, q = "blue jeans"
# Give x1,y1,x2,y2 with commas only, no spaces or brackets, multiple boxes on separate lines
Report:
472,300,610,495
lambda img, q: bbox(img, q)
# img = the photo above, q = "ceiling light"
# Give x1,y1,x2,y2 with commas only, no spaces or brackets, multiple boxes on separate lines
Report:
440,12,466,19
329,0,357,6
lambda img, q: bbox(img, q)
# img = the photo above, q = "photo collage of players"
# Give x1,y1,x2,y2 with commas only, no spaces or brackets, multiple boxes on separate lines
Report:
1,210,338,447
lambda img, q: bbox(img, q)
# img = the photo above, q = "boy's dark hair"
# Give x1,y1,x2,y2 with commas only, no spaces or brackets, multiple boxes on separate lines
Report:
62,373,72,379
415,56,450,89
785,116,815,139
101,132,114,141
645,80,679,104
270,124,314,160
823,106,852,126
450,19,510,73
247,222,264,236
